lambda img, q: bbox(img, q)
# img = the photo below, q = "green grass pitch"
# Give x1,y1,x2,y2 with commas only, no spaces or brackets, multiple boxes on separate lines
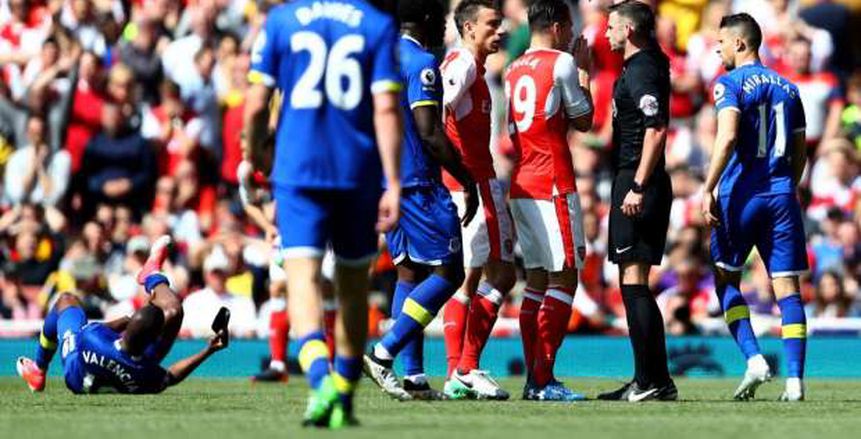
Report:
2,378,860,438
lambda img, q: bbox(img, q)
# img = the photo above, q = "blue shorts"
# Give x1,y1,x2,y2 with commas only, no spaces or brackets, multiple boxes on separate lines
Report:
274,184,382,263
711,193,808,277
386,185,462,266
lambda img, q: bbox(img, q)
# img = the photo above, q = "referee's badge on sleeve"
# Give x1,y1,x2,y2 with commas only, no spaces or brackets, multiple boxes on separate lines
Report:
639,94,659,117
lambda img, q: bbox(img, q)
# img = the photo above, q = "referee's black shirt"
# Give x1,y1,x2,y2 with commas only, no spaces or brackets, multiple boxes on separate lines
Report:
611,45,671,172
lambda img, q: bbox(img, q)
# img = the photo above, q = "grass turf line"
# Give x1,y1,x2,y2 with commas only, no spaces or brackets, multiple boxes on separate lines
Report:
1,378,860,439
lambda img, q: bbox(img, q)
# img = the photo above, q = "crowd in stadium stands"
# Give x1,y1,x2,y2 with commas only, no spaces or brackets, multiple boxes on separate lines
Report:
1,0,859,339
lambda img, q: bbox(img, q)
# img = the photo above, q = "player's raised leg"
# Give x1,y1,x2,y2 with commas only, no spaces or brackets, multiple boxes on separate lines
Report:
17,293,86,392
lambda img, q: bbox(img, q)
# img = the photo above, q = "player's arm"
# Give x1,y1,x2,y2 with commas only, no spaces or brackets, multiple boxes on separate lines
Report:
103,316,131,332
441,55,477,114
701,109,740,226
371,21,404,233
244,84,274,175
790,93,808,186
414,104,479,226
164,330,228,387
559,38,594,133
244,13,279,175
701,78,742,225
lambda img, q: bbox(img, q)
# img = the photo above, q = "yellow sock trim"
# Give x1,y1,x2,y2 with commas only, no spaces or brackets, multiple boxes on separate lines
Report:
403,298,434,327
724,305,751,325
39,332,57,350
782,323,807,339
298,340,329,372
332,372,357,394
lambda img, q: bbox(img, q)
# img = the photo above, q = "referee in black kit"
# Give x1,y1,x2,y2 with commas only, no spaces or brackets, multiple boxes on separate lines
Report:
597,0,677,402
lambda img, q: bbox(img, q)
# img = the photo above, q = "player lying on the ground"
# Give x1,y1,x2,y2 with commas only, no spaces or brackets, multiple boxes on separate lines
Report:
362,0,478,402
16,236,229,394
702,13,808,402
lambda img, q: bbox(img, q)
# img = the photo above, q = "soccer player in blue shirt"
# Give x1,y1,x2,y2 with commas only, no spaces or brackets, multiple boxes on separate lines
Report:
16,236,229,395
362,0,480,401
702,13,809,402
243,0,402,428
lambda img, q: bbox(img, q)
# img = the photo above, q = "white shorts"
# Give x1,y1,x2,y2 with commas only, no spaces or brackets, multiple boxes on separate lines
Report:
510,193,585,272
451,178,516,268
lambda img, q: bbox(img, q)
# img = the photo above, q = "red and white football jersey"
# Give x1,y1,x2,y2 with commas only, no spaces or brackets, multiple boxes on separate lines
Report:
440,48,495,191
504,49,591,200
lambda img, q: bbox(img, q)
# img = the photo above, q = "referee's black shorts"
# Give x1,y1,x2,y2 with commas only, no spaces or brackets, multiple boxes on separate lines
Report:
609,169,672,266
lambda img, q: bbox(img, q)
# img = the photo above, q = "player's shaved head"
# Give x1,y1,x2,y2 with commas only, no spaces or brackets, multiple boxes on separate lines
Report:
528,0,572,32
399,0,445,46
123,304,165,356
454,0,500,37
719,13,762,52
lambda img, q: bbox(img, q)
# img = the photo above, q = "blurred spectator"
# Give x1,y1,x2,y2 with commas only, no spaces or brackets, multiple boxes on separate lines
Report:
117,17,163,105
161,4,214,87
798,0,854,76
4,114,71,207
781,37,844,147
686,0,729,88
59,0,111,58
219,52,249,187
808,139,859,221
808,271,859,317
0,205,64,320
142,80,202,175
842,72,861,151
177,45,220,155
658,0,708,51
105,63,142,132
181,245,256,338
65,50,105,175
81,103,155,213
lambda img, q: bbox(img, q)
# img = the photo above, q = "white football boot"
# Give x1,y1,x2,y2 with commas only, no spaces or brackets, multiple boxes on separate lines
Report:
734,354,772,401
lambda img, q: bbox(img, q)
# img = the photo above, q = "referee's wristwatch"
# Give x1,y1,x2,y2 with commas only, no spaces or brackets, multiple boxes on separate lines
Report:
630,181,645,194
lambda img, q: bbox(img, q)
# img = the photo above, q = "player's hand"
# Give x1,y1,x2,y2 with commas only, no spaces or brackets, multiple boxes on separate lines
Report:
207,329,229,353
264,226,279,244
376,183,401,233
462,183,479,227
621,190,644,217
571,35,592,71
701,191,720,227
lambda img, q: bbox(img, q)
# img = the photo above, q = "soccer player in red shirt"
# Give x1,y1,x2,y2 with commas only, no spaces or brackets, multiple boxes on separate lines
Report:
440,0,513,400
504,0,593,401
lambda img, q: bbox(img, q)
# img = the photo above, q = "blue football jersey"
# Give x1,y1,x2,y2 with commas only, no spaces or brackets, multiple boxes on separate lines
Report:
65,323,168,394
249,0,402,189
398,35,443,188
713,62,806,198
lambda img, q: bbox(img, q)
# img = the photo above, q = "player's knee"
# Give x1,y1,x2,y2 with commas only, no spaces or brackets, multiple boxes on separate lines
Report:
54,293,82,312
525,269,548,291
437,263,465,288
488,264,516,293
549,269,578,290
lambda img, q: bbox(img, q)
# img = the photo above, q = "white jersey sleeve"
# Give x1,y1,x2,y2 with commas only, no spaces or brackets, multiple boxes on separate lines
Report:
553,52,592,119
441,49,478,110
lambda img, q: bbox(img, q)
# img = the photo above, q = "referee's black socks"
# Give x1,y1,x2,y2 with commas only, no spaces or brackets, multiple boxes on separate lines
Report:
621,284,671,387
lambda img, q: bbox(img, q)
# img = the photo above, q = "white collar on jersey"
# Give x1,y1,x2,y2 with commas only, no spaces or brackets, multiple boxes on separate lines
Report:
401,34,424,49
